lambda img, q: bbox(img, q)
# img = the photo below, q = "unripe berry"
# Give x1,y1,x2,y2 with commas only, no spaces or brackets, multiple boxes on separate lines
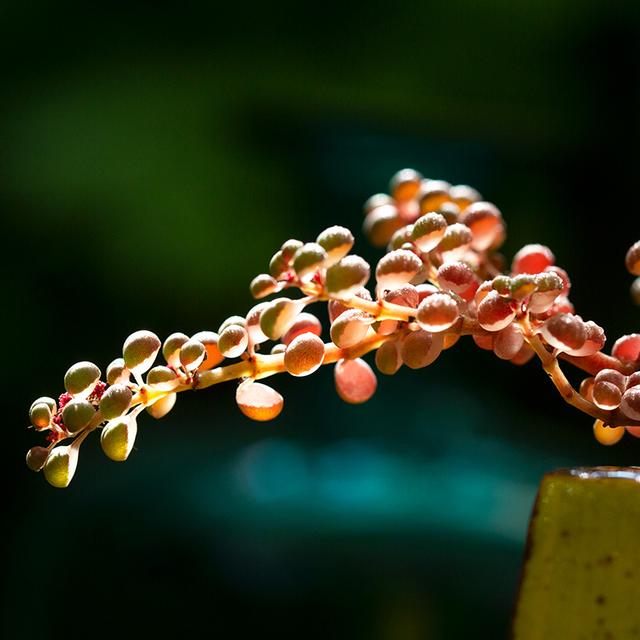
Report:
162,332,189,368
376,249,423,288
565,321,605,357
438,223,473,256
511,244,554,275
621,387,640,421
179,339,206,371
250,273,279,299
26,446,49,472
418,179,451,213
593,419,624,446
246,302,270,345
282,312,323,346
236,381,284,421
325,256,371,298
106,358,130,385
218,315,246,333
491,275,512,296
284,333,325,377
493,323,524,360
334,358,377,404
592,381,622,411
411,212,447,252
43,445,78,488
101,416,138,462
528,272,564,313
625,240,640,276
270,344,286,355
146,365,179,391
460,201,503,251
292,242,327,281
388,225,414,252
62,400,95,433
544,266,571,295
416,293,459,332
191,331,224,370
510,274,537,300
330,309,371,348
400,330,444,369
30,396,57,415
99,384,133,420
147,392,177,419
64,361,101,399
390,168,422,202
363,204,402,247
436,261,475,295
123,330,161,375
259,298,305,341
540,313,587,352
29,402,52,430
280,239,304,263
611,334,640,364
477,291,517,332
269,250,289,279
375,340,402,375
316,226,354,266
218,325,249,359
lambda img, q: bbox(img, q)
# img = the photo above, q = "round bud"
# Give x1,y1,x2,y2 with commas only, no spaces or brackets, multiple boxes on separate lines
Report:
579,377,595,401
593,419,624,446
236,381,284,421
509,274,537,300
179,339,206,370
281,239,304,263
334,358,377,404
106,358,130,385
282,312,323,346
477,291,517,332
292,242,327,281
325,256,371,298
30,396,57,415
631,278,640,306
511,244,554,275
246,303,270,345
64,361,101,399
43,445,79,488
250,273,279,299
400,330,444,369
544,266,571,295
449,184,482,208
316,226,354,266
147,392,177,419
528,272,564,314
284,333,325,377
376,249,422,289
218,315,246,333
29,402,52,430
410,212,447,252
99,384,133,420
364,193,393,213
218,325,249,359
162,332,189,368
625,241,640,276
621,387,640,421
363,204,403,247
390,168,423,202
540,313,587,352
62,400,95,433
611,334,640,364
191,331,224,370
418,180,451,213
436,261,475,295
101,416,138,462
438,202,461,225
259,297,305,341
460,201,503,251
416,293,459,332
592,381,622,411
491,275,512,296
123,330,161,375
375,340,402,375
438,223,473,256
565,321,605,357
493,323,524,360
388,225,414,252
269,250,289,279
146,365,179,391
594,366,625,395
26,446,49,472
330,309,372,348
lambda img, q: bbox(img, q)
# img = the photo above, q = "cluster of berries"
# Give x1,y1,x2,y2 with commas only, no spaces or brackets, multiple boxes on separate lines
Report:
26,170,640,487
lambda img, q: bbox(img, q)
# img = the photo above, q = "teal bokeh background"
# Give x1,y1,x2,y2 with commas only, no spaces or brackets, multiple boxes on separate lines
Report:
3,2,639,638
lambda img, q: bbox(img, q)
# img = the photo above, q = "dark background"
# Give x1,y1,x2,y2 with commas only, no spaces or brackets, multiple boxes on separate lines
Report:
2,2,639,638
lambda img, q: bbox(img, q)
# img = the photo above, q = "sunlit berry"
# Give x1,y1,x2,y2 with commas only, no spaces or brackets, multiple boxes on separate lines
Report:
316,226,354,266
383,285,419,309
62,399,95,433
246,303,270,345
461,201,503,251
99,384,133,420
280,239,304,263
30,396,57,415
101,416,138,462
259,297,305,340
621,387,640,421
528,272,563,314
269,250,289,279
363,204,403,247
376,249,423,288
292,242,327,281
284,334,325,377
64,361,101,399
510,274,537,300
250,273,279,299
611,334,640,364
270,344,286,355
438,202,461,225
579,377,595,402
400,330,444,369
282,312,323,346
593,419,624,446
540,313,587,352
192,331,224,370
218,315,246,333
328,287,372,322
364,193,393,213
388,225,414,251
334,358,377,404
236,381,284,421
218,325,249,358
473,334,494,351
544,266,571,295
565,321,606,357
325,255,371,298
330,309,371,348
43,445,78,488
411,212,447,252
26,446,49,472
390,168,423,202
625,241,640,276
106,358,130,385
29,402,52,430
628,372,640,389
592,381,622,411
375,340,402,375
511,244,554,275
493,323,524,360
438,223,473,257
416,283,439,302
418,179,451,213
146,365,179,391
437,261,475,295
477,291,517,332
179,339,206,371
449,184,481,209
162,332,189,368
416,293,459,332
123,330,161,375
147,393,177,419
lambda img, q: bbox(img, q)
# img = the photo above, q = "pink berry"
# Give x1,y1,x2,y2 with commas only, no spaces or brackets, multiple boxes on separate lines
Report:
540,313,587,352
511,244,555,275
477,291,517,332
334,358,377,404
416,293,459,332
611,334,640,364
437,261,475,295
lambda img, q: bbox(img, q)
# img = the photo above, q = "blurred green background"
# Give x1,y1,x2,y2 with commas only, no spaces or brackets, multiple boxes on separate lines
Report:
2,1,639,638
